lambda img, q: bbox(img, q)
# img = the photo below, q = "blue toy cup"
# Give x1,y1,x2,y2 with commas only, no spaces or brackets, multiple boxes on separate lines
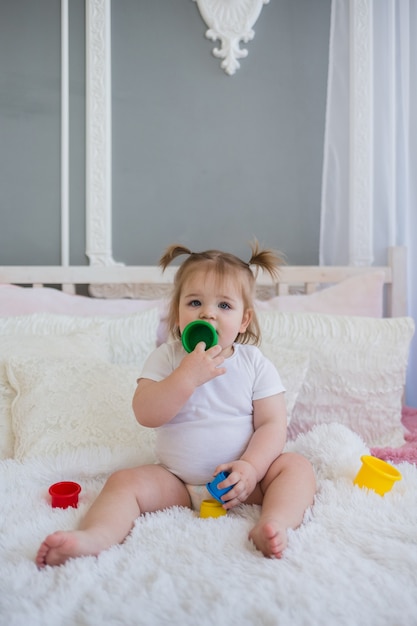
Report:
206,471,234,504
181,320,218,353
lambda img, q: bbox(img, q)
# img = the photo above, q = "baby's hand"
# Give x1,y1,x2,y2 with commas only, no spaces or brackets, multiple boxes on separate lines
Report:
179,342,226,388
213,460,257,509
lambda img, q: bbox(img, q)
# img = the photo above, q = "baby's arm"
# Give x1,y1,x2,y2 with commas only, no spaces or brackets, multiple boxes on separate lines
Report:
241,393,287,479
215,393,287,505
132,342,226,428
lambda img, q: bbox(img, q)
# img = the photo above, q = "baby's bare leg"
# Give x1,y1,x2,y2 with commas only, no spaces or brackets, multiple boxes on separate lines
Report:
36,464,190,568
248,452,316,558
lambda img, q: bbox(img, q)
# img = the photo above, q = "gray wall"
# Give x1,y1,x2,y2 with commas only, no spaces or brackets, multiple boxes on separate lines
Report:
0,0,331,266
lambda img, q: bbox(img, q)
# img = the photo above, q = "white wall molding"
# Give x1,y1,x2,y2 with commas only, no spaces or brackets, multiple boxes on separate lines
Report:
85,0,117,267
349,0,373,266
83,0,269,284
82,0,270,296
193,0,269,75
61,0,70,268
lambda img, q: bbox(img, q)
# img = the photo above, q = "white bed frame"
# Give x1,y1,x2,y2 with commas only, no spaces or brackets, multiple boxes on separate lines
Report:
0,246,407,318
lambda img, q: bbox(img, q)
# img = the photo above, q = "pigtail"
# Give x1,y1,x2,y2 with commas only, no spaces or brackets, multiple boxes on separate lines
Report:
159,244,192,271
248,239,285,281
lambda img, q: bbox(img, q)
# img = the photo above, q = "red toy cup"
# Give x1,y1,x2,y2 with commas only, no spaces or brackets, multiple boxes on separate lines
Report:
49,481,81,508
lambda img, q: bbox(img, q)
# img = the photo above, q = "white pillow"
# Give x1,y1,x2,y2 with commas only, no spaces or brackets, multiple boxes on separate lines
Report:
0,283,163,316
0,330,109,459
258,346,309,423
258,311,415,447
255,271,385,317
7,356,157,463
0,285,169,346
0,309,159,460
0,308,160,365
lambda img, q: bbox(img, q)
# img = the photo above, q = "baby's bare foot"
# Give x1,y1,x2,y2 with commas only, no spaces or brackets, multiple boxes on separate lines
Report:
36,530,102,568
249,520,288,558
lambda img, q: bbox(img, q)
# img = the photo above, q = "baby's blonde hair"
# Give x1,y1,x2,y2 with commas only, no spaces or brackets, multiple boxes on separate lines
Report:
159,240,285,345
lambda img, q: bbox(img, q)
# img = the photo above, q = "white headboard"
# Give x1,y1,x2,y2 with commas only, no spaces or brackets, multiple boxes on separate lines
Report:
0,247,407,318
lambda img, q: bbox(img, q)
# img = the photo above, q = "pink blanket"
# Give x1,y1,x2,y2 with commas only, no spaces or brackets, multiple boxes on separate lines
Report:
371,406,417,464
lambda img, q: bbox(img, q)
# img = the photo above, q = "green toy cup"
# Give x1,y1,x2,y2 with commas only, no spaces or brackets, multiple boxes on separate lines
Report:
181,320,218,353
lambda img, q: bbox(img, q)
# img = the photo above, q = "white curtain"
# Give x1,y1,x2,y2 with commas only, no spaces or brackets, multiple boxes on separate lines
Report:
320,0,417,407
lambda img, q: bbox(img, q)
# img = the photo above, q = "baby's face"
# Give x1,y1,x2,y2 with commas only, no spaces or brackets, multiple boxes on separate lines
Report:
177,270,252,355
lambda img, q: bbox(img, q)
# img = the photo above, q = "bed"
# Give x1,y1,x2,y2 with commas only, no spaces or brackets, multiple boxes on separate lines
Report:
0,246,416,626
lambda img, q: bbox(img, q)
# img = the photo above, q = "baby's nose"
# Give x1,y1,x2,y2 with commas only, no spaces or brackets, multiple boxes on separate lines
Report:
199,307,215,319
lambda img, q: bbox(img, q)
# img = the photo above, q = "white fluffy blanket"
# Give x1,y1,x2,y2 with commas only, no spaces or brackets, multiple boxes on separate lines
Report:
1,423,417,626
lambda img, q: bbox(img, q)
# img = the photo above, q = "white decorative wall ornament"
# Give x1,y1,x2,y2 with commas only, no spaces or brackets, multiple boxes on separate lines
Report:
193,0,269,75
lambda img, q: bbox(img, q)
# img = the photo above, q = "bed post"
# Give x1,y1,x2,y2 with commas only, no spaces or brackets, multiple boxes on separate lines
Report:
387,246,407,318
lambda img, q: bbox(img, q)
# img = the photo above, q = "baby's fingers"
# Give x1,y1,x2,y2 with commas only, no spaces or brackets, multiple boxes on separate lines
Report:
222,488,247,509
207,343,223,356
193,341,208,353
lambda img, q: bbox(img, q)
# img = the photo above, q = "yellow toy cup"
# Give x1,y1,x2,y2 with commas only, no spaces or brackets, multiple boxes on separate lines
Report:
199,498,227,518
353,455,402,495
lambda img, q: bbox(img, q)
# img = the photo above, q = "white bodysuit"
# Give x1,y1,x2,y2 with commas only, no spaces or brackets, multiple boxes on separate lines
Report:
139,341,285,485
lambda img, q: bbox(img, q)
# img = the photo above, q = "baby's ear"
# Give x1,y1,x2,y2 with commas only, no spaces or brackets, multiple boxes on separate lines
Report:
240,308,253,332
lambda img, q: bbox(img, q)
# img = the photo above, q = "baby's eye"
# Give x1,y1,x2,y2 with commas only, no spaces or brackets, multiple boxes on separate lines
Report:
218,302,231,310
189,300,201,307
